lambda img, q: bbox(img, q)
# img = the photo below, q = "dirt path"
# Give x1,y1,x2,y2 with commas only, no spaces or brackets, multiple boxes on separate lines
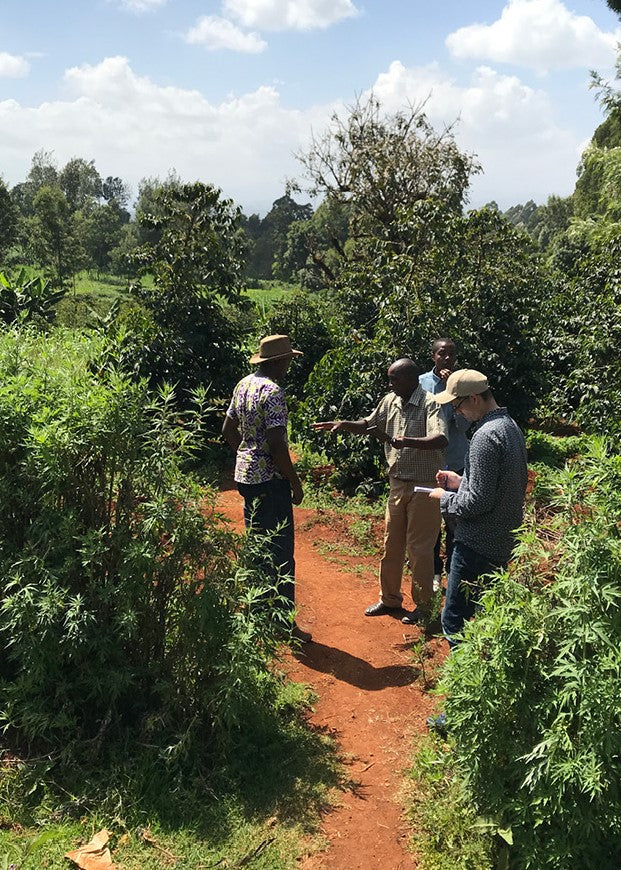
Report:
217,485,446,870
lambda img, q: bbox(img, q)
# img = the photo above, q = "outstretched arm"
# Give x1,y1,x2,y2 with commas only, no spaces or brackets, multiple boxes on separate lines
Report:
311,419,373,435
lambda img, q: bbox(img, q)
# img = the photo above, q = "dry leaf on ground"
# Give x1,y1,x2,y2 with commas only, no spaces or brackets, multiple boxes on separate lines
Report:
65,828,114,869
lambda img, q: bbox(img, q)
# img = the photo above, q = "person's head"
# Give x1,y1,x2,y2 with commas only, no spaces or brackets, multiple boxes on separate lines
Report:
250,334,303,381
388,358,420,400
433,369,496,422
431,338,457,375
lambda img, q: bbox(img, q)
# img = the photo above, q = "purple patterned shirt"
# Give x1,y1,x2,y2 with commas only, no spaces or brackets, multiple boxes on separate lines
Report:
226,373,288,484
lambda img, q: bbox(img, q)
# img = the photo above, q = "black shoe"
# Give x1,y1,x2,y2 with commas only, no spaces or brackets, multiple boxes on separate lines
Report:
364,601,401,617
401,608,429,625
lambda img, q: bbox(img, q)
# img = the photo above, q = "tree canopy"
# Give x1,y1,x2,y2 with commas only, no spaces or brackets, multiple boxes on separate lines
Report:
293,94,480,243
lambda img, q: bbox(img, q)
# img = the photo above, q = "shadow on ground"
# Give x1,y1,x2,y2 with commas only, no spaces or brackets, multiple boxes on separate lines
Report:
295,641,415,690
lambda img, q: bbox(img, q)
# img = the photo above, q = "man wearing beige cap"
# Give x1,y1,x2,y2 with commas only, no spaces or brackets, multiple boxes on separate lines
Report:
428,369,527,647
223,335,311,643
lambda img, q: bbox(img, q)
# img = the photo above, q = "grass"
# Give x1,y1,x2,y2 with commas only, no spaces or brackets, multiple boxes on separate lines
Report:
49,271,130,328
298,476,386,516
0,680,345,869
54,271,298,328
245,280,299,317
300,487,385,516
348,518,377,552
302,510,381,560
405,736,494,870
408,633,443,690
71,271,131,298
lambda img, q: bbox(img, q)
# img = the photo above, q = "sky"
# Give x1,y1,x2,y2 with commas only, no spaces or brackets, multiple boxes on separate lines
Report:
1,0,620,215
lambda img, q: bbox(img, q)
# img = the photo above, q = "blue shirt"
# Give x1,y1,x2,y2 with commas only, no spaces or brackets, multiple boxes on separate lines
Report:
419,369,470,472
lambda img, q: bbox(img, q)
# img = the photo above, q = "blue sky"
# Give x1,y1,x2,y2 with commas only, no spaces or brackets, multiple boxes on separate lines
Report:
1,0,620,214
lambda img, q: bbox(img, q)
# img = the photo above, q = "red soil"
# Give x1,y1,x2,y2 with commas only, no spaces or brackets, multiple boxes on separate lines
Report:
217,483,447,870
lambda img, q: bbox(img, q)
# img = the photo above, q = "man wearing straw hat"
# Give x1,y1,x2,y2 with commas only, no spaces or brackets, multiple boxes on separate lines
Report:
222,334,312,643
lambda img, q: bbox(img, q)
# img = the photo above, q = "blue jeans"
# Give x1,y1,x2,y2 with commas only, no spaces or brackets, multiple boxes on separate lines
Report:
434,467,462,576
237,477,295,612
441,540,501,648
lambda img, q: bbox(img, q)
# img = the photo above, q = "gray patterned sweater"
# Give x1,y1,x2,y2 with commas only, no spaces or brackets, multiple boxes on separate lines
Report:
440,408,528,565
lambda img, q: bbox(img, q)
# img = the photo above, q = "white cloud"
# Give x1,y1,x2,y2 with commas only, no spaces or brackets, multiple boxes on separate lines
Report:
0,52,30,78
185,16,266,53
0,54,594,215
446,0,620,71
0,57,328,214
371,60,580,207
117,0,167,13
223,0,358,31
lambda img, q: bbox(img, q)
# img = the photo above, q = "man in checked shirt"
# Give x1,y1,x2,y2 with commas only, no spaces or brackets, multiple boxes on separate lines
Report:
312,357,448,624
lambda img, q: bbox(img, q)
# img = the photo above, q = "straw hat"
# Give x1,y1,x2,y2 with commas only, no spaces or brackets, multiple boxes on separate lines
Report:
249,334,303,365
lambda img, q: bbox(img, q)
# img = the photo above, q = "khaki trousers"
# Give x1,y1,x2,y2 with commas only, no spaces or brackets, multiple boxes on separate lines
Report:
378,478,441,608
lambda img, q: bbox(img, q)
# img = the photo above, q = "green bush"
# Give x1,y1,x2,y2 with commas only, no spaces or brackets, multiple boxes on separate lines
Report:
525,430,588,466
0,268,66,325
296,203,553,487
0,327,290,752
257,290,337,405
538,234,621,441
407,737,494,869
293,339,391,489
127,181,248,401
440,440,621,867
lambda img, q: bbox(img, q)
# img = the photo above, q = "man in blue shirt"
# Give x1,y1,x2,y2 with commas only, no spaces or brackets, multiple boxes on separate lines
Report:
419,338,470,589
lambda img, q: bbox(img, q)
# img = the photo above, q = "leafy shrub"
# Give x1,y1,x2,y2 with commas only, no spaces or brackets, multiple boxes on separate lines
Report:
407,737,494,869
440,440,621,867
127,181,248,401
293,339,391,489
257,290,337,404
0,268,66,325
525,430,588,466
296,203,553,486
538,234,621,441
0,327,291,752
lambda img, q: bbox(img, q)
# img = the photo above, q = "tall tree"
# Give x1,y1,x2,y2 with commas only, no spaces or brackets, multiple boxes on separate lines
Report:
134,172,182,246
0,178,18,261
243,193,313,280
59,157,103,212
277,199,350,288
102,175,130,209
31,186,85,286
293,94,479,246
10,150,58,217
288,94,479,285
126,181,247,396
79,202,130,274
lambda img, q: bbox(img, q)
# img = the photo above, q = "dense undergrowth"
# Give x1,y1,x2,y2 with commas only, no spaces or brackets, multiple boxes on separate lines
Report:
409,434,621,869
0,326,343,867
0,677,341,868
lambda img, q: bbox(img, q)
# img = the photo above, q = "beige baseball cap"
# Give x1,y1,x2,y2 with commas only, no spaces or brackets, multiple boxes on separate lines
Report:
434,369,489,404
